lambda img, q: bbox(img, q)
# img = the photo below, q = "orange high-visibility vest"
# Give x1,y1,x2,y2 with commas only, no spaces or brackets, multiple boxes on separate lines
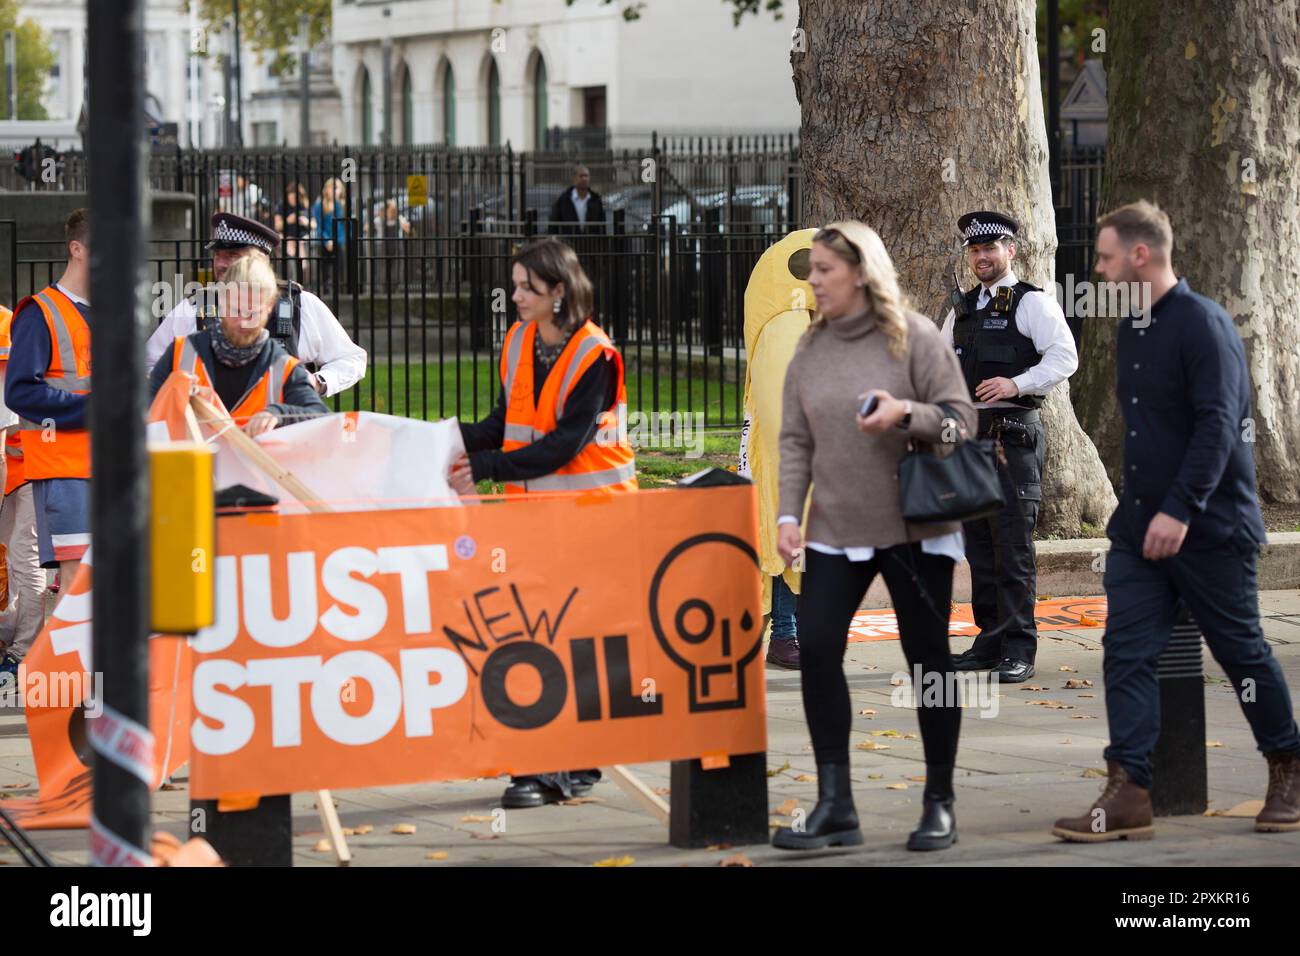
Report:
499,319,637,495
0,305,23,495
171,335,299,424
15,287,91,481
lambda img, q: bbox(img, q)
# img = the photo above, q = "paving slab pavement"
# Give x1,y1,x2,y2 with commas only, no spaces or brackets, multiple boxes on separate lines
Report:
2,591,1298,868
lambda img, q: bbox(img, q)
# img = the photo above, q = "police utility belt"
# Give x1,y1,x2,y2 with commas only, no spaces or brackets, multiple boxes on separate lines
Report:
977,406,1039,448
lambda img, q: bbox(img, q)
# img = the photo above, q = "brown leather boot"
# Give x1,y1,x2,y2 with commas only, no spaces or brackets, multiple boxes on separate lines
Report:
1051,761,1154,842
1255,751,1300,832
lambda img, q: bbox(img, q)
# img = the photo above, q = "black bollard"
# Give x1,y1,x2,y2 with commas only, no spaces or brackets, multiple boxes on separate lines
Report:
1151,604,1208,816
667,468,769,847
191,796,293,867
670,753,770,848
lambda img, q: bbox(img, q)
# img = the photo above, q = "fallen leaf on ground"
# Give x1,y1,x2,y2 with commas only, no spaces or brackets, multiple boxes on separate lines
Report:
460,815,495,823
470,833,499,841
1019,685,1047,692
2,783,29,790
1071,715,1097,720
885,783,908,790
1081,767,1107,777
889,677,906,686
793,773,816,782
1203,799,1263,818
159,782,183,791
312,839,332,853
1059,665,1077,672
353,824,374,835
867,773,884,780
593,855,635,867
872,729,901,737
858,708,877,717
769,818,785,828
1079,614,1102,626
392,823,417,835
720,853,753,867
1079,693,1095,698
1206,741,1224,748
425,851,450,861
652,787,670,796
340,827,355,836
1063,679,1094,689
856,741,891,751
767,761,791,778
902,733,918,740
905,775,927,782
776,798,799,816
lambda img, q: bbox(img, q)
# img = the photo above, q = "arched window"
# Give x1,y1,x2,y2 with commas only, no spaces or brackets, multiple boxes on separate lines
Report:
401,69,413,144
532,55,548,150
487,59,501,147
441,60,456,146
360,68,373,145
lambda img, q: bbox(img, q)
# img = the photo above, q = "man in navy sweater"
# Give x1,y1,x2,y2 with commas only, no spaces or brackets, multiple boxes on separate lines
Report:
1054,200,1299,842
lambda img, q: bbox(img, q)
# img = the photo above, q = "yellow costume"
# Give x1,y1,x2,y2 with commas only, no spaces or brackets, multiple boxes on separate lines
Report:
742,228,816,615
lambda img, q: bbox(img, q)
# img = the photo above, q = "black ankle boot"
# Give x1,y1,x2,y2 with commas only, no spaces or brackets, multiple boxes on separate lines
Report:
907,764,956,851
772,764,863,850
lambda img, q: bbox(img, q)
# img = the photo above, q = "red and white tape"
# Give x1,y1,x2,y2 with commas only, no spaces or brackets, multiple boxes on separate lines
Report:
87,701,156,786
90,813,152,867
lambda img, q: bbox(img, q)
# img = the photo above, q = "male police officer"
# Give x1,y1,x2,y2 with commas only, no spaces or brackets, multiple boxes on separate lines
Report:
147,212,366,396
941,211,1078,683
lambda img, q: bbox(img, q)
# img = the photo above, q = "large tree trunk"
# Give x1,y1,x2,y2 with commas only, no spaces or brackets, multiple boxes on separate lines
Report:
1077,0,1300,504
791,0,1116,535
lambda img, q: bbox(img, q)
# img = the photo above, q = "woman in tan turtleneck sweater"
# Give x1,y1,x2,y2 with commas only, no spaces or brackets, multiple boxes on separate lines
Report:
769,221,976,854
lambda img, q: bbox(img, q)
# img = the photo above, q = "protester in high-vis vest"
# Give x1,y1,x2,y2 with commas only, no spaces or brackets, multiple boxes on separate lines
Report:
147,252,328,433
0,302,46,689
449,237,636,808
4,209,93,600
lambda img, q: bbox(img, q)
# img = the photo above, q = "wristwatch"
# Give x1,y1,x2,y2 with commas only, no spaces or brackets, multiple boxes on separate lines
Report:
895,399,913,430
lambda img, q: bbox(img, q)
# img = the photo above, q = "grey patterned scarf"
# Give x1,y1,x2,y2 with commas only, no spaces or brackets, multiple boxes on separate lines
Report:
210,320,270,368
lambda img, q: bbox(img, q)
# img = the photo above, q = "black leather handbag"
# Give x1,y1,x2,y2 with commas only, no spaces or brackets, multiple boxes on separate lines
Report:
898,406,1005,523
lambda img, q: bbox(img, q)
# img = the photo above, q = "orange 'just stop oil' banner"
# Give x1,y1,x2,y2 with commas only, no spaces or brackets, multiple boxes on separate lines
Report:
189,485,767,799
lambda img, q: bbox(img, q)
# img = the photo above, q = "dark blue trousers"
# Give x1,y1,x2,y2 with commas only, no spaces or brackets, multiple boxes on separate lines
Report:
1101,530,1300,789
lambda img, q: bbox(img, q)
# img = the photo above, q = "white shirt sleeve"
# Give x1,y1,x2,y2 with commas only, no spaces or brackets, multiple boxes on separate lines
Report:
1011,290,1079,397
940,308,956,347
146,298,199,368
296,291,367,396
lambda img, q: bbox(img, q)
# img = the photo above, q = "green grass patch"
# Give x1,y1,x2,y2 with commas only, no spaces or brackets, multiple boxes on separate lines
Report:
339,358,744,426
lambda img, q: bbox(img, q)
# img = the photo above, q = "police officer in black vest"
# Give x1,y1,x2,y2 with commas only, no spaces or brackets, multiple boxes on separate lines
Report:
941,212,1078,682
146,213,367,396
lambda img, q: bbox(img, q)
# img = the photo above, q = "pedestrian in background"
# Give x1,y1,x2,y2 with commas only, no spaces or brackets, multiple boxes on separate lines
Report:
276,181,317,283
313,177,349,292
770,221,976,853
550,164,605,235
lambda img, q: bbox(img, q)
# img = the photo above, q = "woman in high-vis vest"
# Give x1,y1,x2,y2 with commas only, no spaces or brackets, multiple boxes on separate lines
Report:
450,237,637,809
148,253,328,434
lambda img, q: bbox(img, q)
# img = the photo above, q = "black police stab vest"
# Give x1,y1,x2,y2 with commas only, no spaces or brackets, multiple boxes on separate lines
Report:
952,280,1043,409
192,280,303,359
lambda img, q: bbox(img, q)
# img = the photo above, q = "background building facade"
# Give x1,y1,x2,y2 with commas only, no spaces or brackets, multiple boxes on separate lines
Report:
332,0,800,148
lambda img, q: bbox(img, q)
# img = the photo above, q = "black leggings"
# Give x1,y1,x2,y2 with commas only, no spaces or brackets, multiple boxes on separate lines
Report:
797,544,961,770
